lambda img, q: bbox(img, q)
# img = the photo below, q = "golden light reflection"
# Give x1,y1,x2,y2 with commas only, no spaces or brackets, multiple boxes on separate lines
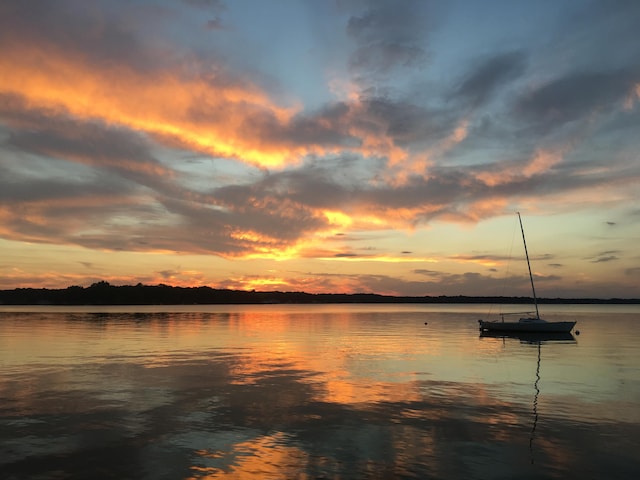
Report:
189,432,309,479
221,312,433,405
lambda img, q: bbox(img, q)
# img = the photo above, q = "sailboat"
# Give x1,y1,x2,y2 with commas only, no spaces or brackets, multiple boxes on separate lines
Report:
478,213,577,333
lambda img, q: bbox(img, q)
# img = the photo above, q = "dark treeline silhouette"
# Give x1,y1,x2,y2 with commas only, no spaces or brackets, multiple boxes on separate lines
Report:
0,281,638,305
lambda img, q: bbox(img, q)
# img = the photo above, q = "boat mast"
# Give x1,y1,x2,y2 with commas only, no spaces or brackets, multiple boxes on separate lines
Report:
517,212,539,319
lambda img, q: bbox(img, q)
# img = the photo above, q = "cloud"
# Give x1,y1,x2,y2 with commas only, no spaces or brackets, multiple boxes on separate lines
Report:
0,0,166,74
1,95,171,182
345,0,430,80
204,17,226,31
0,1,304,168
585,250,621,264
183,0,226,10
452,51,527,108
514,69,639,129
590,256,619,264
0,1,446,172
0,0,639,296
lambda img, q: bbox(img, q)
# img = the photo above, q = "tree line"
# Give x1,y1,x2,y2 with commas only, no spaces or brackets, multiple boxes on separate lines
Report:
0,281,637,305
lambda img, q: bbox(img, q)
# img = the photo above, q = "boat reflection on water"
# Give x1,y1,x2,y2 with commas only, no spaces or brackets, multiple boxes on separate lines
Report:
479,330,576,344
479,330,576,465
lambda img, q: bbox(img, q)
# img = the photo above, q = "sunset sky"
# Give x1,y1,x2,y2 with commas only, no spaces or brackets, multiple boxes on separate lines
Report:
1,0,639,298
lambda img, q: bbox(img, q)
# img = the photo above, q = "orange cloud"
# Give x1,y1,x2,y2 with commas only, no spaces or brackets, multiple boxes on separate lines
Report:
1,43,300,168
522,149,564,177
1,40,422,171
441,198,511,224
385,118,469,185
476,147,566,187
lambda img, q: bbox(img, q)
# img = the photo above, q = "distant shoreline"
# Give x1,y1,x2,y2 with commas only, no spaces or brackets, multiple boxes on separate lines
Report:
1,282,638,305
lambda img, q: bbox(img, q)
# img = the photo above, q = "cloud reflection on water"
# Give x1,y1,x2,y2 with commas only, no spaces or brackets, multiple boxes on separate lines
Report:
1,309,639,479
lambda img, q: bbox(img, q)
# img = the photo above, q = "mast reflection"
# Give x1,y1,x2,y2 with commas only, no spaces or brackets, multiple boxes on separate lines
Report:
479,331,576,464
530,341,541,464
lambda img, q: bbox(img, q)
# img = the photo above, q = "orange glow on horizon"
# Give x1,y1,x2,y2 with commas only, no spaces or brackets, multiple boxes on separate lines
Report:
241,277,289,291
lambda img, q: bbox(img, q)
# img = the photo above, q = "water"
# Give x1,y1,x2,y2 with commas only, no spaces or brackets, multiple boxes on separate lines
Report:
1,304,639,479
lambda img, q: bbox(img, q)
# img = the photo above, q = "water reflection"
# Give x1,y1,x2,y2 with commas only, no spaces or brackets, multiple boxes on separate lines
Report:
530,341,540,465
1,308,639,479
479,330,578,468
479,330,576,343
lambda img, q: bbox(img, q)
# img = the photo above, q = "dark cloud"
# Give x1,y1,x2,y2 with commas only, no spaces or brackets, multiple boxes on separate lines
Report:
551,0,640,70
157,269,180,279
182,0,226,10
0,0,236,83
585,250,621,264
345,0,430,79
213,164,354,212
357,95,453,146
349,43,426,76
450,254,511,263
0,175,161,249
591,256,619,264
0,0,162,73
246,102,360,148
452,51,527,107
222,93,451,154
0,168,128,205
204,17,226,30
514,69,638,129
0,95,175,194
182,0,227,30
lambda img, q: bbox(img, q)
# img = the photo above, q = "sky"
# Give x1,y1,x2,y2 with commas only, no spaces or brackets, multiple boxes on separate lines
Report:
1,0,639,298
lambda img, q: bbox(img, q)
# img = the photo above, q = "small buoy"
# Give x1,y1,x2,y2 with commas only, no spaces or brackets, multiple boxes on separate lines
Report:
575,330,580,335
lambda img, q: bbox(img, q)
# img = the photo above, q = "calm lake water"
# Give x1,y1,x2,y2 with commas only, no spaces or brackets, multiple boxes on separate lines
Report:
1,304,639,479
